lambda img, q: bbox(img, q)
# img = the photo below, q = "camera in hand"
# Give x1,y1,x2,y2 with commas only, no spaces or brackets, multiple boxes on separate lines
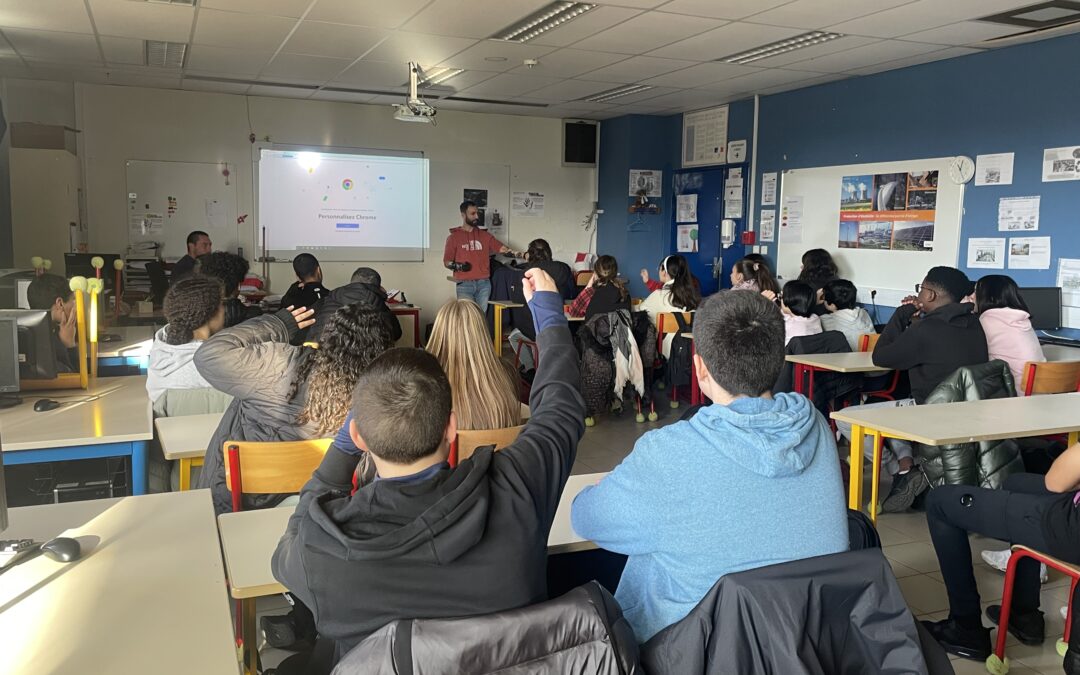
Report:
448,261,472,273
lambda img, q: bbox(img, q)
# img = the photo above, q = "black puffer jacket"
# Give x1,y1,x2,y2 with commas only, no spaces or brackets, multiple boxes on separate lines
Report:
332,582,641,675
297,281,402,345
918,360,1024,489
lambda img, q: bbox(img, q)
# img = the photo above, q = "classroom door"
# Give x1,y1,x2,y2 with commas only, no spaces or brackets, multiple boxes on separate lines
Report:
670,167,745,295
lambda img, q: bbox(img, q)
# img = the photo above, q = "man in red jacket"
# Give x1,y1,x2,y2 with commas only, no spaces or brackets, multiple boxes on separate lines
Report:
443,200,517,312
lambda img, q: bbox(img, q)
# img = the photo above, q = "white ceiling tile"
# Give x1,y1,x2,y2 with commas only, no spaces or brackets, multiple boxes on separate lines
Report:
900,21,1027,46
843,46,982,76
746,0,921,30
745,35,879,67
569,100,619,112
705,67,821,92
642,88,732,109
525,78,625,102
332,59,410,89
100,36,144,66
577,12,726,55
590,0,668,9
659,0,794,21
640,61,759,88
0,55,31,78
577,55,697,83
101,67,182,89
420,69,500,92
457,72,562,98
826,0,1031,39
247,83,318,98
283,21,389,59
4,29,101,63
181,78,252,94
261,53,354,83
758,72,849,95
89,0,194,42
193,9,298,51
404,0,551,39
201,0,314,18
507,48,626,78
784,39,946,73
0,33,15,56
536,106,601,119
360,32,477,68
307,0,432,29
0,0,93,34
185,45,274,77
528,6,644,48
436,40,556,72
23,59,109,83
309,89,380,103
647,22,803,61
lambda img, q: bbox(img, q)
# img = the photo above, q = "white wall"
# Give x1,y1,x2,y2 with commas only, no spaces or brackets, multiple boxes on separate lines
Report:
76,84,597,324
10,148,79,268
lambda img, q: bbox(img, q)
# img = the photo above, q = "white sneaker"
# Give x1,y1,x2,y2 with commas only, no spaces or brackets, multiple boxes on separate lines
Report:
980,549,1049,582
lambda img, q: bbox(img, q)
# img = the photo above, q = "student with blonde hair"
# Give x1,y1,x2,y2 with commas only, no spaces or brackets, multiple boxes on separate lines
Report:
427,299,522,431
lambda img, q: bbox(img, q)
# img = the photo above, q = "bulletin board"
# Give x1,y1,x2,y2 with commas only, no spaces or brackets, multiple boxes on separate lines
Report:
125,160,239,258
776,157,965,306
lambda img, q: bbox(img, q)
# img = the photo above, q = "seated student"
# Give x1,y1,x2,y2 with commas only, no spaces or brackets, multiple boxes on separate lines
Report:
197,251,259,328
306,266,401,345
279,253,329,312
975,274,1045,387
798,248,840,315
507,239,575,371
428,299,522,431
271,268,584,666
571,290,848,643
836,266,988,513
171,230,212,281
26,273,77,372
729,256,780,294
567,255,630,320
194,304,393,514
638,255,701,358
775,280,822,346
146,275,231,417
820,279,875,351
921,444,1080,662
640,258,702,295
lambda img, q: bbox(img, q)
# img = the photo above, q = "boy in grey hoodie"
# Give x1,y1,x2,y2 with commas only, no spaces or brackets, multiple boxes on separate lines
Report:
820,279,876,351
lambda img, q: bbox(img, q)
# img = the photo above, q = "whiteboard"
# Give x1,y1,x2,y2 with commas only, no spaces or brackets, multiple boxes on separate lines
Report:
776,157,965,307
125,160,239,259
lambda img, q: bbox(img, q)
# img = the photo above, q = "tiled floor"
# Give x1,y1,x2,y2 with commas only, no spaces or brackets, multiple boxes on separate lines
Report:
259,405,1074,673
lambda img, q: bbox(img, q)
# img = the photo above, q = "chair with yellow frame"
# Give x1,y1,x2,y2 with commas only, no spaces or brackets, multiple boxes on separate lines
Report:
223,437,332,675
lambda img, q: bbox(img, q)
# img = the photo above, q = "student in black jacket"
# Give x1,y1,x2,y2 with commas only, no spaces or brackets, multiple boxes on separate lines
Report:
567,255,630,320
271,268,584,667
279,253,329,312
507,238,576,371
301,266,401,345
836,266,988,513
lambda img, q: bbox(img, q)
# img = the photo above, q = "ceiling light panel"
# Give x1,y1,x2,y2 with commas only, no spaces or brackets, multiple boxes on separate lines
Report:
583,84,653,102
719,31,844,65
493,2,597,42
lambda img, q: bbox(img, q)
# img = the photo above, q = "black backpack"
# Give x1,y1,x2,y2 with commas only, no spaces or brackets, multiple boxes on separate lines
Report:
664,313,694,389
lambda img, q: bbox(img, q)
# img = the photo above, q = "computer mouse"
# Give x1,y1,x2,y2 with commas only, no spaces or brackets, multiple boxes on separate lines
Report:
33,399,61,412
40,537,81,563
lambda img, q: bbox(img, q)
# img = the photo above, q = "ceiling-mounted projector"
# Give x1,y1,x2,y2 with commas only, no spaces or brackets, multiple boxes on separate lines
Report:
394,62,437,125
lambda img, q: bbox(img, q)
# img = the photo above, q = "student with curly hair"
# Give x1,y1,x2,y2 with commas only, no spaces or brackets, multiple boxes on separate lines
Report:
197,251,259,327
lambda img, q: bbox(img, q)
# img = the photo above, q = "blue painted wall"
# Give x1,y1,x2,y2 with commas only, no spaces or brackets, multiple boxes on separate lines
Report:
754,31,1080,298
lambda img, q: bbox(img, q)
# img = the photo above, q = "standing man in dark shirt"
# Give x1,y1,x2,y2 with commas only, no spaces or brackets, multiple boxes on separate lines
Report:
172,230,212,281
280,253,329,311
443,200,518,313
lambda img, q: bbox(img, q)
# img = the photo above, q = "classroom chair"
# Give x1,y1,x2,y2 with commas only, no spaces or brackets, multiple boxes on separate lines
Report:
858,333,901,401
986,544,1079,674
449,404,530,467
512,336,539,374
1020,360,1080,396
575,271,593,286
656,312,695,409
222,438,333,513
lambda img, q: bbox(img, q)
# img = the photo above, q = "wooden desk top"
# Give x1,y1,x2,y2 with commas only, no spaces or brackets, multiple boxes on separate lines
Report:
831,392,1080,445
389,305,421,313
216,471,608,599
155,412,224,460
0,492,239,675
98,325,155,358
0,377,153,452
489,301,524,309
785,351,890,373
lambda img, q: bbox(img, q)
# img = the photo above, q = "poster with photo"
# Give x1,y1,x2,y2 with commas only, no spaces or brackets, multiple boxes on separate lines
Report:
837,170,938,252
463,188,489,229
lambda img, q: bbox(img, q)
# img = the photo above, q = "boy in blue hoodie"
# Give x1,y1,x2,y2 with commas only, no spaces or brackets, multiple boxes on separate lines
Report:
572,290,848,643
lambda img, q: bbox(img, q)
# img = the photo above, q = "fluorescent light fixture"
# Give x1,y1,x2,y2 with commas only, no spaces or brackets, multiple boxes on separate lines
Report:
146,0,197,5
413,67,464,87
493,1,597,43
584,84,653,103
144,40,187,68
980,0,1080,28
718,31,844,65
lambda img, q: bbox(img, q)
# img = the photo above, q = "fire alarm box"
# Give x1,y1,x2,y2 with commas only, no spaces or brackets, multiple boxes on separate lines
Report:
741,231,756,245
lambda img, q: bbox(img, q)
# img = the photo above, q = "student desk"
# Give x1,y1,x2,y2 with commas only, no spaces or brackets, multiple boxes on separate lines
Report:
154,412,224,491
216,471,607,672
0,377,153,495
784,352,890,397
0,492,239,674
831,393,1080,524
489,300,523,356
390,305,421,348
98,325,154,370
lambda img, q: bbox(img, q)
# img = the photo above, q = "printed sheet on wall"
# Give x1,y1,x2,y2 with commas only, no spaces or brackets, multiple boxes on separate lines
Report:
837,170,938,252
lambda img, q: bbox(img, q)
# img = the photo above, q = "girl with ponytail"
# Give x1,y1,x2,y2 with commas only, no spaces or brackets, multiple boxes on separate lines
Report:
639,254,701,358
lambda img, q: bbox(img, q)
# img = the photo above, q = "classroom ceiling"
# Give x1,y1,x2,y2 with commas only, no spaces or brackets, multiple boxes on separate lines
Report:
0,0,1077,118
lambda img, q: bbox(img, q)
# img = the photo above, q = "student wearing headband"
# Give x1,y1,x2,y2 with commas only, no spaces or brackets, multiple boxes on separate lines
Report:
638,254,700,358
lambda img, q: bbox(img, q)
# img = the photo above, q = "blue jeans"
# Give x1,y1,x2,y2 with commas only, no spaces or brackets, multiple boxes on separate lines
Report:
456,278,491,313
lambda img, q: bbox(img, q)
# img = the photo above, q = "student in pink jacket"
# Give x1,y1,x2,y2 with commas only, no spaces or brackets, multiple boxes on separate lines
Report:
763,280,822,346
975,274,1045,389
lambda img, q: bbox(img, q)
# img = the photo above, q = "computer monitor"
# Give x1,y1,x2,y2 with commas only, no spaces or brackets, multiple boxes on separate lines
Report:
0,317,18,395
0,310,59,380
0,450,7,534
1019,287,1062,331
64,253,122,292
